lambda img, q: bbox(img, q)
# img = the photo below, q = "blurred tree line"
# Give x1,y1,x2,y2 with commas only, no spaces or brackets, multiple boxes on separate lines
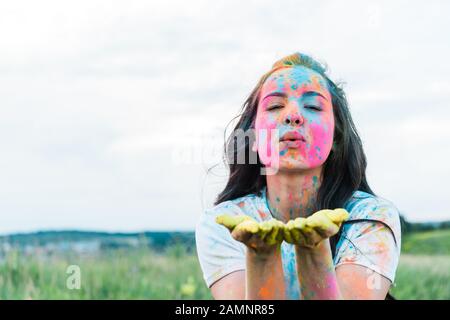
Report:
400,215,450,234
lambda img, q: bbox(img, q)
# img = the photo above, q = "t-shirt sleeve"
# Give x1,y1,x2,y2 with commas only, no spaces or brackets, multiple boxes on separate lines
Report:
334,198,402,285
195,202,247,288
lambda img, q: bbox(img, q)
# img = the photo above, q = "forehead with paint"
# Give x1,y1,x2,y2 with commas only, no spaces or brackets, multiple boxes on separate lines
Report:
259,66,332,107
254,66,335,170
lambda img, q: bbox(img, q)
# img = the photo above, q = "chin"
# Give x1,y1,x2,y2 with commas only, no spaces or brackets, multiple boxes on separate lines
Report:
277,160,310,172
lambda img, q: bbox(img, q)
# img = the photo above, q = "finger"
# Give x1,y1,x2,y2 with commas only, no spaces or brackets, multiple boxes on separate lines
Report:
265,220,283,245
231,227,253,243
275,220,286,243
297,220,322,247
235,219,260,234
216,214,252,231
265,227,278,245
326,209,349,226
289,218,308,245
283,224,294,243
285,220,296,242
306,210,339,238
231,220,260,243
260,220,273,242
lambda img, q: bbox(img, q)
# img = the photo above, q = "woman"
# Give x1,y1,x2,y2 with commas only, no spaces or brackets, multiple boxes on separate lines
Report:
195,53,401,300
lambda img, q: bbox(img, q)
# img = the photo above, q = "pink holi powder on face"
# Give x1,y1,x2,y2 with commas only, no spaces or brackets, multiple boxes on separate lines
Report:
254,67,334,171
306,120,333,167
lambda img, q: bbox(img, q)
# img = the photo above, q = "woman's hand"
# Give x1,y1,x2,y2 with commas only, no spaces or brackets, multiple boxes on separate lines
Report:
216,214,288,299
283,209,349,248
216,214,285,256
216,208,349,251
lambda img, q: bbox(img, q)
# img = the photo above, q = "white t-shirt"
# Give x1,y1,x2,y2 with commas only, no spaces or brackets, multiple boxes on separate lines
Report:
195,186,402,299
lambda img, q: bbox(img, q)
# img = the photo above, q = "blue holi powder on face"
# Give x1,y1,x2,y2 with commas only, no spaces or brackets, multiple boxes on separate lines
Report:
275,76,285,90
268,66,328,96
307,112,322,124
280,148,288,156
313,176,318,184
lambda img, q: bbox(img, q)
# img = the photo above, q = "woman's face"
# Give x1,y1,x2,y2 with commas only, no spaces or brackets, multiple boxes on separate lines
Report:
253,66,335,172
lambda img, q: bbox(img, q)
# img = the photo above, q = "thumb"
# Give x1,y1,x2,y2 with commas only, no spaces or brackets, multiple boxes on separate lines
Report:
326,209,349,225
216,214,252,231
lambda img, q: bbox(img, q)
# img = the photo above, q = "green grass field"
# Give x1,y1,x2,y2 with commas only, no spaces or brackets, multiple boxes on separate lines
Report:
0,230,449,300
401,229,450,255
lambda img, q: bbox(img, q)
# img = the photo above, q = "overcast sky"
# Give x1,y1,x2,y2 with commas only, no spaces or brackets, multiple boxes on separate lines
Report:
0,0,449,234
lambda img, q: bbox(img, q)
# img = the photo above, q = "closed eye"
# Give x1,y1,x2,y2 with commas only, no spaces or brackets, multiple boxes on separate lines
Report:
305,105,322,111
267,104,284,111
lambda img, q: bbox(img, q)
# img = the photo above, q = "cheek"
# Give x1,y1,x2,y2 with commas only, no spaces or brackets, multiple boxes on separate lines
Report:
306,115,334,165
254,112,282,165
255,112,280,146
255,111,279,131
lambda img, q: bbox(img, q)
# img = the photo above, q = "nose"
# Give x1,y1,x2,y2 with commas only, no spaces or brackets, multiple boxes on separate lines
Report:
283,113,303,126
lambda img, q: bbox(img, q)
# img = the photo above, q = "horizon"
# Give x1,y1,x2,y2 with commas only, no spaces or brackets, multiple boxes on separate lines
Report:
1,216,449,238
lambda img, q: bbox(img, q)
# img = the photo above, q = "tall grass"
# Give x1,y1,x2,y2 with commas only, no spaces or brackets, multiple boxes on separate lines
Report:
391,254,450,299
0,246,212,300
1,230,449,299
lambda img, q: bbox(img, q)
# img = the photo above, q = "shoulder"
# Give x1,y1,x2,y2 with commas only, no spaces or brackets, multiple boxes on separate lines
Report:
344,190,402,245
199,191,268,224
335,191,403,283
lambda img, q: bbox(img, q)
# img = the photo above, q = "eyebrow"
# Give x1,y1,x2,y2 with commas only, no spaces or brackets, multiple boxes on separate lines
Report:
262,90,328,102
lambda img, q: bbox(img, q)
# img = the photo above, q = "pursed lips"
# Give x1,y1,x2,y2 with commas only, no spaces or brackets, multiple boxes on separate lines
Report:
279,131,306,142
279,131,306,149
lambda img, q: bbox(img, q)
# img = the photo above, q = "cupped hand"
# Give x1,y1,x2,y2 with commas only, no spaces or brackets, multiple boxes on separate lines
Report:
216,214,285,255
283,209,349,248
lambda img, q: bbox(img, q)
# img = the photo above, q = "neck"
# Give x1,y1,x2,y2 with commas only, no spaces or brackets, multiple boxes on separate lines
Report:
265,167,322,223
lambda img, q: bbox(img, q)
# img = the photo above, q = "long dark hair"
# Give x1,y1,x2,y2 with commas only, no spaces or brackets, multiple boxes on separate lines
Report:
215,52,375,255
